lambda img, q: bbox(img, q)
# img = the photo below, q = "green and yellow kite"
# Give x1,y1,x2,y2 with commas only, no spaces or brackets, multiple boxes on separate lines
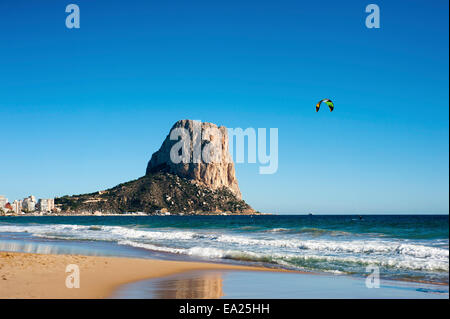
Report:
316,99,334,112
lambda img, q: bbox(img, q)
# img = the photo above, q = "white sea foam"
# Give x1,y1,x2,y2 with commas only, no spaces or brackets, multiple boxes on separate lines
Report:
265,228,290,232
0,224,197,242
117,239,448,272
118,240,271,262
215,234,449,260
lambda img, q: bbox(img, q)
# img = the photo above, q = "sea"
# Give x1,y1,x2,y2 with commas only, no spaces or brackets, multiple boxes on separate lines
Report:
0,215,448,286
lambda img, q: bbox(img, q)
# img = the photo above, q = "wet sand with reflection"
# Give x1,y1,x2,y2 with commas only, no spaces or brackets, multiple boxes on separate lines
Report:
112,270,449,299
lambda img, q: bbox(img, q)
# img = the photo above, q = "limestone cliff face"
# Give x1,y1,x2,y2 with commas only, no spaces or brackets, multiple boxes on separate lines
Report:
146,120,242,199
55,120,255,215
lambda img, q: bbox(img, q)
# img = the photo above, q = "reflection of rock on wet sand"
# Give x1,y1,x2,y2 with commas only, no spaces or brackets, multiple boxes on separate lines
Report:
154,271,224,299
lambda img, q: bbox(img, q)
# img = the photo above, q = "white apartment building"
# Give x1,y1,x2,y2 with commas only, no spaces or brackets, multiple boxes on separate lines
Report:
0,195,8,210
22,196,37,212
38,198,55,212
12,200,23,214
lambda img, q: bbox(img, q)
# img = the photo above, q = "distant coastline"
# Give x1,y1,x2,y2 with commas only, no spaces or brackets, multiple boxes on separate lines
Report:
1,211,265,217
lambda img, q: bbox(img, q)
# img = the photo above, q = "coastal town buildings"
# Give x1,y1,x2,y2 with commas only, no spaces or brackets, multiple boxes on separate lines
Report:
38,198,55,212
1,194,55,215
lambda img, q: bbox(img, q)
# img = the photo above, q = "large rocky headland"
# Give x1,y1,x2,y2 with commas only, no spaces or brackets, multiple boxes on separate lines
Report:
55,120,256,215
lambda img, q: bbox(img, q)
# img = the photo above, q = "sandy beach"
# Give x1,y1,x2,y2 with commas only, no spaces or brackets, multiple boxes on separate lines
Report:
0,251,274,299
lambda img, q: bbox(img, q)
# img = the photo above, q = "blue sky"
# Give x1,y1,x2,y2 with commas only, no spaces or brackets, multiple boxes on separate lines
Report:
0,0,448,214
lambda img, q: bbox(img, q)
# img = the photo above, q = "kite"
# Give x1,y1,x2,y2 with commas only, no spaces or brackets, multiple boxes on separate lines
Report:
316,99,334,112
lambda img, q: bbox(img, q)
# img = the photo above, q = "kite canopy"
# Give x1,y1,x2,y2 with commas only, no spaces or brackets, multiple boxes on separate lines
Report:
316,99,334,112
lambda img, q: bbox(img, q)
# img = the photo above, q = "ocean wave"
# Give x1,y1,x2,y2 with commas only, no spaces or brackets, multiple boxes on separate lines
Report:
0,224,197,242
117,240,448,272
215,234,449,260
238,226,261,231
117,240,275,263
265,228,290,233
1,223,448,273
264,227,352,237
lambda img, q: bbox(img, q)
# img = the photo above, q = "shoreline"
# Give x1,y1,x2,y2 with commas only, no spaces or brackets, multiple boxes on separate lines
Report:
0,251,287,299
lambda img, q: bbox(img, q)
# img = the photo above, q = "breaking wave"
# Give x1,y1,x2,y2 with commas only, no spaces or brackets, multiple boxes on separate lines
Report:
0,223,447,275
